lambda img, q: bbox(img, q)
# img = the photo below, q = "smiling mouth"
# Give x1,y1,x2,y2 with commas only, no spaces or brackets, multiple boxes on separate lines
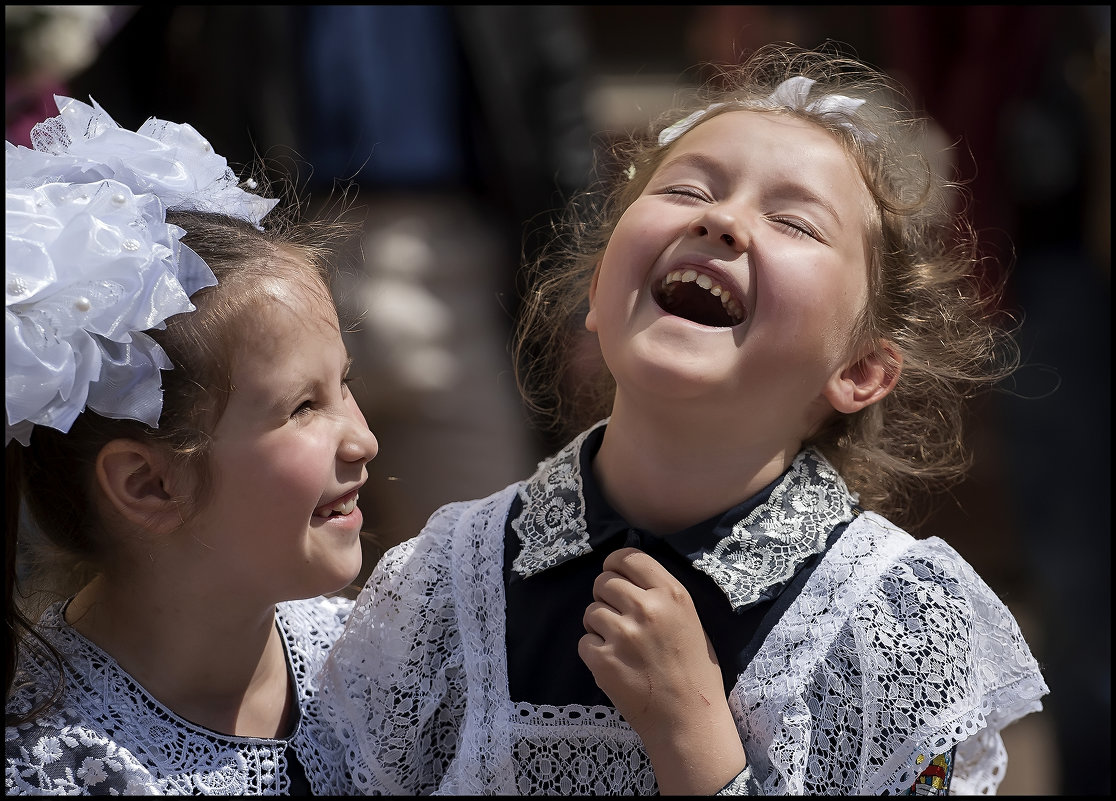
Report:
314,494,359,518
653,269,746,328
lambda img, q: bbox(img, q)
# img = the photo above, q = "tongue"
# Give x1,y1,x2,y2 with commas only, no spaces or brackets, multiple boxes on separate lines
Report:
657,282,737,327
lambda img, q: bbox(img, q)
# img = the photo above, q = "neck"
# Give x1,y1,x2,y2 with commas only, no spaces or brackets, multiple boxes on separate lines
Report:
595,396,801,534
66,575,293,738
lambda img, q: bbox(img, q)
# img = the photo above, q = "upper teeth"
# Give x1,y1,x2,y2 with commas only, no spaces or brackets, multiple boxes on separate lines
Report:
320,496,357,516
662,269,745,323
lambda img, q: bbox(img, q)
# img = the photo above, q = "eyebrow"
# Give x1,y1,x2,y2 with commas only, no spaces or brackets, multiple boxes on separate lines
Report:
657,151,725,180
273,378,316,414
271,355,354,413
656,152,845,227
769,182,844,227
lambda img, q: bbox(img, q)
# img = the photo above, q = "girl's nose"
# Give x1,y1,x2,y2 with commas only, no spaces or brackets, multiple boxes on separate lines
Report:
690,208,748,253
339,407,379,464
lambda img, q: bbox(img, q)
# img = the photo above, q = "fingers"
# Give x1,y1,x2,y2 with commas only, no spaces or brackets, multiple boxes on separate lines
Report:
601,547,682,592
582,598,621,638
578,603,619,677
591,569,631,611
576,629,609,678
593,549,691,619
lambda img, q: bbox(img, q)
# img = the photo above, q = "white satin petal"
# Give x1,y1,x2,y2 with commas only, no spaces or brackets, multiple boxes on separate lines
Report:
5,94,276,444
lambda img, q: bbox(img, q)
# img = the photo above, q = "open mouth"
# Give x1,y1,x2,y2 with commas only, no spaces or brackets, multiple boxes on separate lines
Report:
314,494,359,518
652,269,746,328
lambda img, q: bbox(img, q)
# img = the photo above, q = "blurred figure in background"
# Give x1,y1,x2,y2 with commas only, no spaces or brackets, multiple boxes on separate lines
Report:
880,9,1110,794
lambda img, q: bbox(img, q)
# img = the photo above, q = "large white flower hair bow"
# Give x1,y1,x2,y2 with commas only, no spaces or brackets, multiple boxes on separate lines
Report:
6,96,279,446
658,76,876,146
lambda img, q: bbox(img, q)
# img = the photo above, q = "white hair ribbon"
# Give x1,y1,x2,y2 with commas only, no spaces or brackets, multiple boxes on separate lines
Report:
658,76,876,146
5,96,278,446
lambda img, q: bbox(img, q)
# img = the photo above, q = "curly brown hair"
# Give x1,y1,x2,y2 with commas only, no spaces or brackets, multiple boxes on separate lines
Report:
514,42,1018,527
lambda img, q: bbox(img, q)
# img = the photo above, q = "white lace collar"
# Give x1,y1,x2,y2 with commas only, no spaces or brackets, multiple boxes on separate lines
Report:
510,421,858,610
32,600,305,739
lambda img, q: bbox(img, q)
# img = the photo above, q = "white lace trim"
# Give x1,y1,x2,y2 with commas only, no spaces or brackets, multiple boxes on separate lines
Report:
509,422,598,578
511,420,856,610
6,597,352,795
730,513,1049,795
692,447,855,609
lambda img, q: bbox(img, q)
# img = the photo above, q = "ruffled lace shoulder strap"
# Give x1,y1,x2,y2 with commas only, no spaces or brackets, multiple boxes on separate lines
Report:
277,596,352,695
279,596,353,795
317,485,520,794
732,512,1047,795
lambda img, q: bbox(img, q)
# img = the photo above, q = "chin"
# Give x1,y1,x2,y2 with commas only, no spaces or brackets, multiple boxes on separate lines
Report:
297,553,363,600
336,548,366,590
615,356,728,398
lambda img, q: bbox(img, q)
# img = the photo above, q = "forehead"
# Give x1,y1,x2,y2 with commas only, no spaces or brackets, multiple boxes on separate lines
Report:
661,109,872,214
239,277,341,358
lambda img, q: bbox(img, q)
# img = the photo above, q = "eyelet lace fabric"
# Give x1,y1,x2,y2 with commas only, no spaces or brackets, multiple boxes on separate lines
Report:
318,442,1048,795
6,597,353,795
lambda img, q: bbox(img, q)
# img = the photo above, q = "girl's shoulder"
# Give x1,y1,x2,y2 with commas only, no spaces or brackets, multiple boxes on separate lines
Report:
745,511,1047,795
363,481,523,583
772,509,1045,700
423,481,524,535
843,511,998,596
333,483,522,661
834,511,1015,619
820,510,1047,717
5,705,160,795
5,605,160,794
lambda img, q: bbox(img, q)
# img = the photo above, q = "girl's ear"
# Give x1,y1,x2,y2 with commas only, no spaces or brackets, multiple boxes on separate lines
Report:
823,340,903,414
96,439,185,535
585,260,603,333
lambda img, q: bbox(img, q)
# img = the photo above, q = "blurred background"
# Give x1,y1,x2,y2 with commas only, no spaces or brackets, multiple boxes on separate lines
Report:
8,6,1108,794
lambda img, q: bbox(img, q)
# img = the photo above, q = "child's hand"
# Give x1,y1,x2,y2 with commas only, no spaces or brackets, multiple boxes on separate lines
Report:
578,547,722,725
578,547,747,795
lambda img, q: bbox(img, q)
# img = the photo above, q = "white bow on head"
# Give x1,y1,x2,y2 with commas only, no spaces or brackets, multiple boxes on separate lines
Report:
658,76,877,146
5,96,278,446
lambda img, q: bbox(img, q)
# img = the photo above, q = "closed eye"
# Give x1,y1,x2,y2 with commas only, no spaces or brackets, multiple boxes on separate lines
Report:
771,216,820,241
662,186,710,202
294,378,355,418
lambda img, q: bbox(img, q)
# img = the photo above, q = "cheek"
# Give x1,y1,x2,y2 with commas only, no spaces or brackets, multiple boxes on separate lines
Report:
760,270,832,324
777,254,867,316
758,269,863,357
601,213,661,278
222,435,324,501
818,277,870,361
269,443,328,491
